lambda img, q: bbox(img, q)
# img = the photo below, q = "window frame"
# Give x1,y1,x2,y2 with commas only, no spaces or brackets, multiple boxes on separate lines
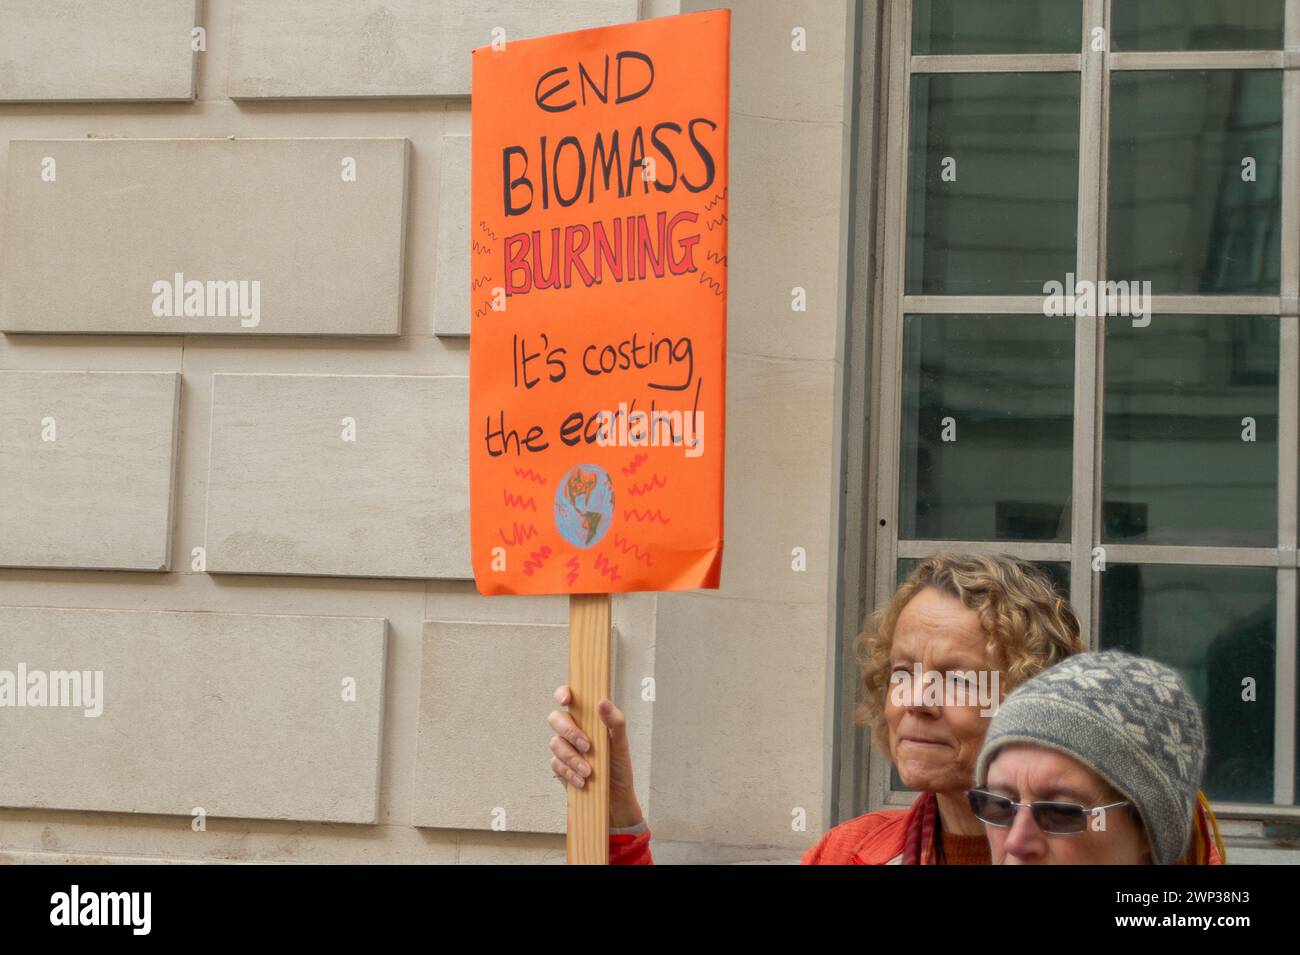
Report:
858,0,1300,823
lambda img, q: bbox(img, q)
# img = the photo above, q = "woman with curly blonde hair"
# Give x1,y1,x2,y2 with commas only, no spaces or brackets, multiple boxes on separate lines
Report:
808,553,1085,864
548,552,1087,864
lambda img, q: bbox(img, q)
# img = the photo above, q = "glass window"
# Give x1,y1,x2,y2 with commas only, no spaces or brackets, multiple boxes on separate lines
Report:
897,557,1070,597
907,73,1080,294
1108,70,1282,295
1099,564,1275,804
871,1,1297,816
1111,0,1284,52
900,315,1075,542
912,0,1082,54
1103,315,1279,546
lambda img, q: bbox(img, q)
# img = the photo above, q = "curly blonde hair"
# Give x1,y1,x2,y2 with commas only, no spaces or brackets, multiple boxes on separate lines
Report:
855,553,1084,752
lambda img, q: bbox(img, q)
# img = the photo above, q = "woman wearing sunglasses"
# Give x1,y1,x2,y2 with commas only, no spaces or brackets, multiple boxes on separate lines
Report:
969,650,1224,864
548,553,1086,864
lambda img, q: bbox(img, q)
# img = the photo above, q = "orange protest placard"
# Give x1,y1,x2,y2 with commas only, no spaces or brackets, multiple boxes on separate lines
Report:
469,10,729,596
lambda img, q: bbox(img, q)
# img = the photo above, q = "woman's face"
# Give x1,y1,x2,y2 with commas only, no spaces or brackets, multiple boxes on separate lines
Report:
884,587,998,796
983,743,1150,864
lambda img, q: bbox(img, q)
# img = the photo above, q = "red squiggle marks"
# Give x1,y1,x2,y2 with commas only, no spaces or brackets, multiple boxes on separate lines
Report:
621,452,649,477
699,271,723,296
523,545,552,576
498,523,539,545
478,219,498,241
472,274,493,289
593,553,622,582
565,555,580,586
611,533,652,566
503,490,538,511
627,474,667,496
705,249,728,267
623,508,670,525
706,212,727,231
513,467,547,485
472,239,493,255
704,186,727,212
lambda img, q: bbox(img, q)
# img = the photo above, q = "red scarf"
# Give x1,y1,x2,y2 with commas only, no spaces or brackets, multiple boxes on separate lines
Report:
901,790,939,865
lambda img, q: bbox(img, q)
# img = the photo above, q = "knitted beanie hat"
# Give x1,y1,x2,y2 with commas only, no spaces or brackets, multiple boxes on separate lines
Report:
973,650,1206,865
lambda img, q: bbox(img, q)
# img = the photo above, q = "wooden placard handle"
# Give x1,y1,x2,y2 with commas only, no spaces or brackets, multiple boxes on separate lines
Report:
566,592,611,864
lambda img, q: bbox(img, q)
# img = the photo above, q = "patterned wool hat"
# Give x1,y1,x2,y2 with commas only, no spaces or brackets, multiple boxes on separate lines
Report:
974,650,1206,865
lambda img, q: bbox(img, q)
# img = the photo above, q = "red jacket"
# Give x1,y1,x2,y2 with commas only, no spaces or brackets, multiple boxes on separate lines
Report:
802,808,912,863
609,828,655,865
608,807,912,865
609,795,1225,865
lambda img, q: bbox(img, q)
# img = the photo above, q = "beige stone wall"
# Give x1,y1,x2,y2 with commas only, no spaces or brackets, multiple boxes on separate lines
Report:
0,0,858,863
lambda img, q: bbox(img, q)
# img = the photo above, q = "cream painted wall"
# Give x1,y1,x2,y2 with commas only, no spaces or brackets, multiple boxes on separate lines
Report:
0,0,855,863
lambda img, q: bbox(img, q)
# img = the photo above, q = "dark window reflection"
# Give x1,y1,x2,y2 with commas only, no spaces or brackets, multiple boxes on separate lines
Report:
1103,315,1278,546
1109,70,1282,294
912,0,1082,54
896,557,1070,598
1100,564,1275,804
1112,0,1283,51
900,315,1074,542
907,73,1080,294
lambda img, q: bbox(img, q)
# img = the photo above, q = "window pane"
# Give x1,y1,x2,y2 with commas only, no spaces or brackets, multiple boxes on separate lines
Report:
897,557,1070,598
891,765,910,792
1108,70,1282,294
1100,564,1275,804
1112,0,1283,51
907,73,1080,294
912,0,1082,54
900,316,1074,541
1103,315,1279,546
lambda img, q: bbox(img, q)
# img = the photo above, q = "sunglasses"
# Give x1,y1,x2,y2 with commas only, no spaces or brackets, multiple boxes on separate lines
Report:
966,788,1131,835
